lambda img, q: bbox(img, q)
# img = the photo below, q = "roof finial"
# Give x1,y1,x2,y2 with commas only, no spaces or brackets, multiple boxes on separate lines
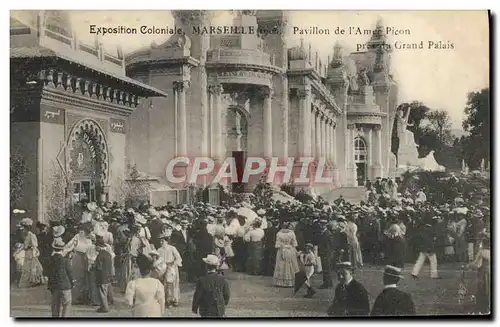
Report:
330,41,343,67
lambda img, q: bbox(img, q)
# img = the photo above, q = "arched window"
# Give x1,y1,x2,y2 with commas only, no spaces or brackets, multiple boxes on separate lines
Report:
354,137,367,163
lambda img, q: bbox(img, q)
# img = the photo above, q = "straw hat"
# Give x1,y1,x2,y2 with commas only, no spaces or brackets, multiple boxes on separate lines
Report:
384,265,403,279
202,254,220,266
19,218,33,227
52,226,65,238
336,261,353,270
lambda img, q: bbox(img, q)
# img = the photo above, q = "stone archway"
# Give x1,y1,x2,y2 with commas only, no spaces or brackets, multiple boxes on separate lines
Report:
66,118,110,202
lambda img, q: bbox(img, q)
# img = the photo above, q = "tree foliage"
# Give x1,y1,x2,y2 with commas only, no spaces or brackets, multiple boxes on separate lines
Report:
111,164,152,208
10,147,27,208
460,88,490,168
426,110,454,146
44,163,73,223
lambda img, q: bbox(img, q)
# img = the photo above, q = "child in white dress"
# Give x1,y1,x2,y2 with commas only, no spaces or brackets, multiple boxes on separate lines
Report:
299,243,317,298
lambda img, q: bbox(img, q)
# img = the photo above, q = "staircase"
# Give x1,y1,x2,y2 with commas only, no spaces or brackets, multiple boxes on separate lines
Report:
322,187,366,204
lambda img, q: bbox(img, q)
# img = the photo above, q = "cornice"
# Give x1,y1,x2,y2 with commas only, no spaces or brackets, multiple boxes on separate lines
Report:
42,87,136,117
205,62,283,75
126,56,200,71
347,111,387,117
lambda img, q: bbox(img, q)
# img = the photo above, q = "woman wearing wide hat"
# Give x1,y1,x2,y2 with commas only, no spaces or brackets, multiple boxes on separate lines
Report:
157,231,183,308
18,218,45,288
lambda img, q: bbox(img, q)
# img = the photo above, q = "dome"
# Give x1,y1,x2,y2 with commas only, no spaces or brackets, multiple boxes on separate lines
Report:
330,41,344,68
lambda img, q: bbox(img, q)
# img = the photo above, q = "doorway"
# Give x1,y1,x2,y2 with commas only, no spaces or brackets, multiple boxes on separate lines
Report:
72,180,98,204
356,163,367,186
354,137,368,186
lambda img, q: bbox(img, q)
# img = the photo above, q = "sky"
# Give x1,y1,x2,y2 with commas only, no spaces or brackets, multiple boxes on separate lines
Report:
68,10,489,130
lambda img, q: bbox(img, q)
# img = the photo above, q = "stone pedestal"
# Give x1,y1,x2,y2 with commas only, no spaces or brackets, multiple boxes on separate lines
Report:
397,130,419,168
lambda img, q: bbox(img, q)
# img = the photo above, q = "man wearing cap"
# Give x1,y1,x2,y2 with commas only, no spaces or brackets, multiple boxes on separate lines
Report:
371,265,415,316
327,261,369,316
47,239,74,317
192,254,230,317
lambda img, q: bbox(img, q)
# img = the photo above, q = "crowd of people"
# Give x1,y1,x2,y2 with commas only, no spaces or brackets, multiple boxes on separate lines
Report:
10,171,490,317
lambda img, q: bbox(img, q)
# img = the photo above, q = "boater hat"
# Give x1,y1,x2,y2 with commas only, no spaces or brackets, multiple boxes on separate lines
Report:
336,261,353,270
52,225,65,238
384,265,403,279
202,254,220,266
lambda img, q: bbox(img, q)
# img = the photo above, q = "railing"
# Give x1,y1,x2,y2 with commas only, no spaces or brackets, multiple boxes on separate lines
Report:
39,17,124,74
206,48,274,66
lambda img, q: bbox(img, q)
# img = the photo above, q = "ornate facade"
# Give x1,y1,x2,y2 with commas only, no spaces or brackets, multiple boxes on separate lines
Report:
126,11,399,193
10,10,166,223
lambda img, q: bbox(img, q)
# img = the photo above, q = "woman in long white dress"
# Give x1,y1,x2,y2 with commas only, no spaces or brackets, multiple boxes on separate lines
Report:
344,217,363,269
125,254,165,317
157,232,183,308
18,218,44,288
273,222,300,287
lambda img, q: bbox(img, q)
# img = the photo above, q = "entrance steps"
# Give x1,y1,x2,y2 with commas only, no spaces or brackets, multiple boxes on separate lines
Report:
322,187,366,204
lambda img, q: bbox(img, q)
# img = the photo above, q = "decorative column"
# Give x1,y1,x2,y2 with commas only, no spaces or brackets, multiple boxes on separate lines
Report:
321,115,327,161
173,80,190,156
373,125,384,178
368,127,373,180
332,122,337,165
331,122,339,186
208,84,224,160
311,108,316,157
297,88,312,156
346,124,357,186
315,111,322,159
325,118,331,163
262,87,273,159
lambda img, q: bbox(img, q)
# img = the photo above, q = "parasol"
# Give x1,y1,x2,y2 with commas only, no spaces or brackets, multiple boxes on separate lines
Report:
236,207,258,226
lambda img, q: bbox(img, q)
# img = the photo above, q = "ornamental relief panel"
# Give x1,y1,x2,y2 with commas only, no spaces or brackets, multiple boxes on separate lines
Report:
66,112,108,140
347,115,382,125
208,70,273,87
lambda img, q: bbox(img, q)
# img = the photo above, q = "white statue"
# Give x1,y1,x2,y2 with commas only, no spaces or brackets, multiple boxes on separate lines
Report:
396,108,413,145
396,107,420,170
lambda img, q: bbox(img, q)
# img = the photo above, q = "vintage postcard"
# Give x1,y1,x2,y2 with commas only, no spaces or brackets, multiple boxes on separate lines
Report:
10,10,490,318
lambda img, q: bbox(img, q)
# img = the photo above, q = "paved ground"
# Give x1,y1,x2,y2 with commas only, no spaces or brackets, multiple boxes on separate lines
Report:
11,263,478,318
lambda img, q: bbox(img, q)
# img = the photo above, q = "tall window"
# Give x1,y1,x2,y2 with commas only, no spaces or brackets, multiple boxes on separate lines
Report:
354,137,367,163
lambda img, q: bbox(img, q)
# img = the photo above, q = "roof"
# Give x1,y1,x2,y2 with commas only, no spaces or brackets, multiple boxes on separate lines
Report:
10,46,167,98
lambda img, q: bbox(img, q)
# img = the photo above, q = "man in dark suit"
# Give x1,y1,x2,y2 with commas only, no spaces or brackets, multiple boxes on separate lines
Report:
148,213,165,249
327,262,370,316
192,254,230,317
95,238,114,313
171,219,191,279
316,219,334,289
371,265,416,316
47,239,73,317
